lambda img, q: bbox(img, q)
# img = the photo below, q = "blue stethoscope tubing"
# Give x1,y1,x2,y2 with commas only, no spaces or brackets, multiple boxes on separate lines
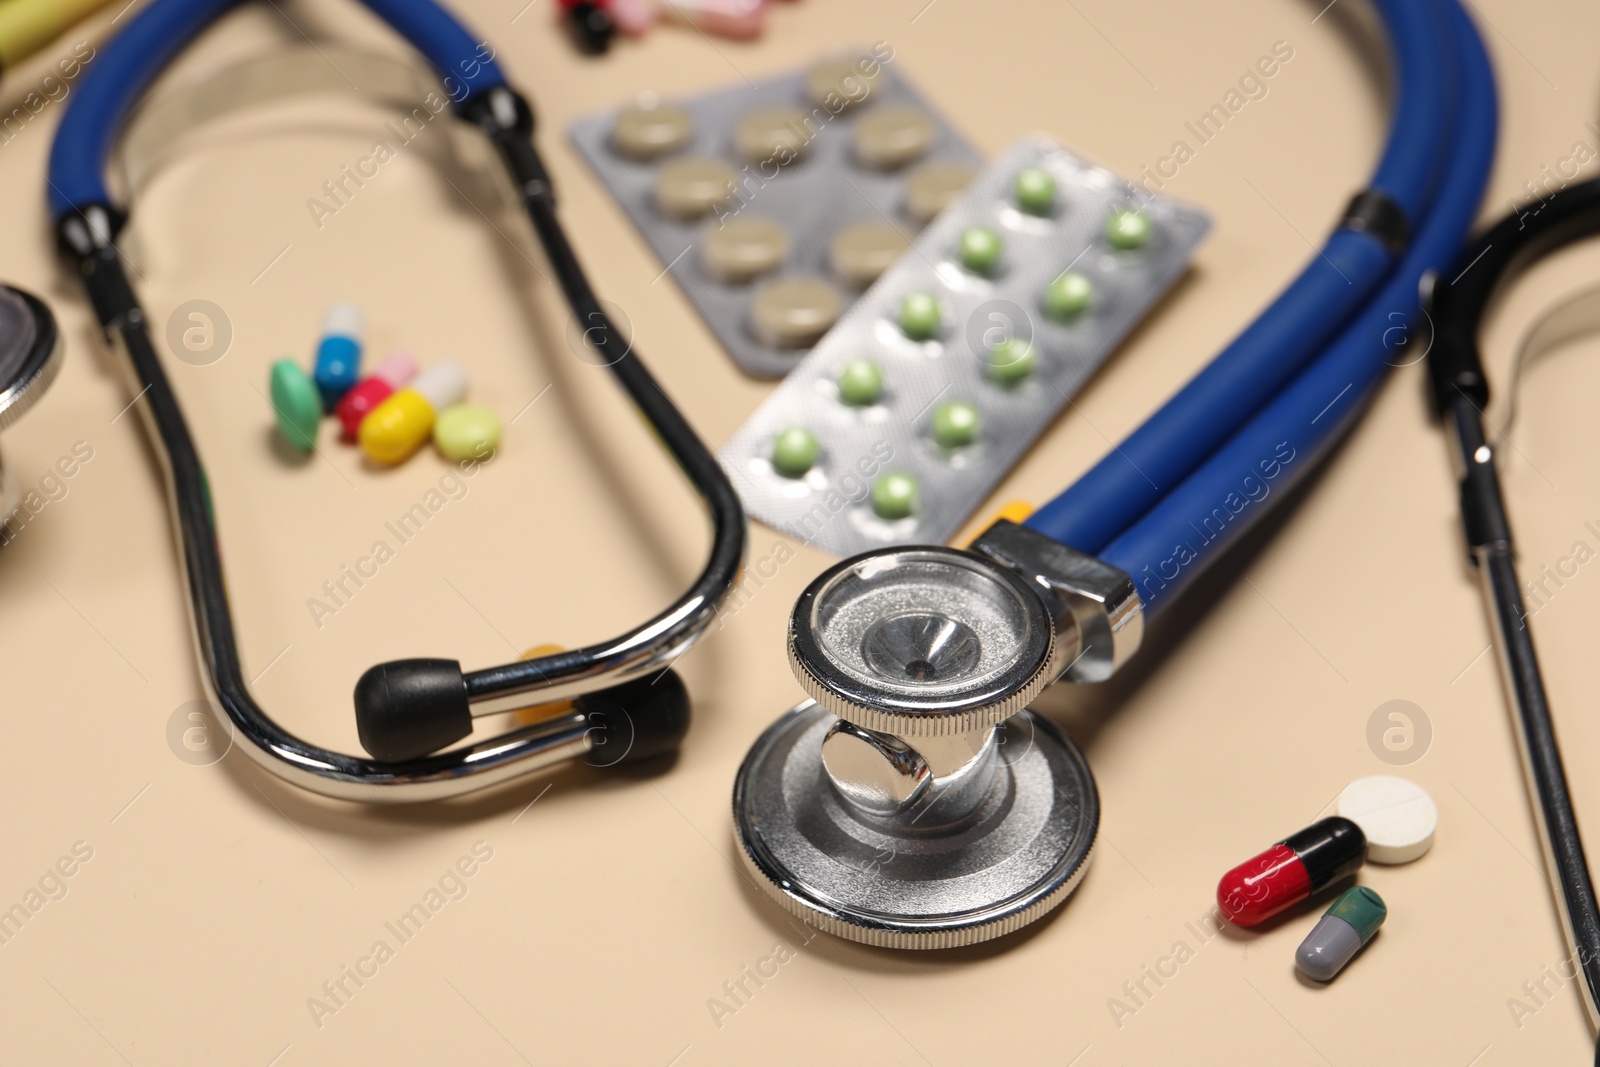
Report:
57,1,1492,629
1024,0,1456,556
1031,0,1495,621
48,0,506,214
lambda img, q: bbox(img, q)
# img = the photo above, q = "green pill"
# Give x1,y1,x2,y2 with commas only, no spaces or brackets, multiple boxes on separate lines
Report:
898,292,942,340
434,404,503,462
1107,208,1152,250
269,358,322,452
958,226,1002,273
1045,271,1094,320
871,472,919,520
931,400,980,448
837,359,884,406
1014,166,1056,214
985,338,1037,386
772,426,819,478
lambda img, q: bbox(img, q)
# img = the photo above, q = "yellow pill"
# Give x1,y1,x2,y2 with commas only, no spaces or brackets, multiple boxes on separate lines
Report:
964,500,1034,548
359,362,466,465
515,644,576,725
995,499,1035,525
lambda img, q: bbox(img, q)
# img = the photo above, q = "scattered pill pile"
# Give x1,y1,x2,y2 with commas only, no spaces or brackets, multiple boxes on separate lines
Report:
268,302,503,466
1214,776,1435,983
558,0,779,58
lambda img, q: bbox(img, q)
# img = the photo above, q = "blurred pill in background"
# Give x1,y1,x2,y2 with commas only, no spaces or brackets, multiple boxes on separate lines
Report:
360,361,467,465
314,302,363,409
434,404,503,462
270,359,322,452
336,353,418,440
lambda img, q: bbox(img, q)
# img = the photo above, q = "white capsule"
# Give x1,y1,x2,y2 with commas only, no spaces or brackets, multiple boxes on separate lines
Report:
410,361,468,411
322,301,363,340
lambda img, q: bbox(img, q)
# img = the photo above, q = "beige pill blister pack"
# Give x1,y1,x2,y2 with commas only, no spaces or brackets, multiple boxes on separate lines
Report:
718,137,1212,557
568,50,983,378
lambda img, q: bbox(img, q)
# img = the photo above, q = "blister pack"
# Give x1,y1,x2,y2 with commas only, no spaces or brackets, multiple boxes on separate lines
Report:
717,137,1211,557
568,49,982,378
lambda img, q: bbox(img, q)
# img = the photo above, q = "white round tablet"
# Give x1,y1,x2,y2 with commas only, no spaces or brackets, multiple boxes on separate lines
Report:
1337,775,1438,864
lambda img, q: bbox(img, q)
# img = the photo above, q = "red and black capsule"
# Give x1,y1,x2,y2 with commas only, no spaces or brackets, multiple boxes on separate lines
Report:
1216,816,1367,927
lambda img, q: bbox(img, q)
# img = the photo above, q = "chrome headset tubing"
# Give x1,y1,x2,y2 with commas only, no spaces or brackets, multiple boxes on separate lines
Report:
49,0,745,802
1429,176,1600,1031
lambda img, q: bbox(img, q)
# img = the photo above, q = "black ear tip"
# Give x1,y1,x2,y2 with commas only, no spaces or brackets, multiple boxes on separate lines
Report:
354,658,472,762
575,667,691,768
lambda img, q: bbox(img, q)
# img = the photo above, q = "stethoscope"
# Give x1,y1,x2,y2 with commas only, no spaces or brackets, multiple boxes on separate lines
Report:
733,0,1497,949
47,0,745,801
50,2,1575,1037
1430,175,1600,1042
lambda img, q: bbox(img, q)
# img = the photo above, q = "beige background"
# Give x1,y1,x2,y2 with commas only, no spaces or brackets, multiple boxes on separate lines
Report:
1,0,1598,1062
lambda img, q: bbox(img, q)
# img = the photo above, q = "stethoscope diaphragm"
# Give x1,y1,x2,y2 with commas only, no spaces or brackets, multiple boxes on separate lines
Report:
733,700,1097,949
0,286,62,521
0,286,60,434
736,544,1099,949
787,547,1058,737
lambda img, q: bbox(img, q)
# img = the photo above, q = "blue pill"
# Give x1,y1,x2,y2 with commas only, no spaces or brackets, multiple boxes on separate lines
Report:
313,302,363,409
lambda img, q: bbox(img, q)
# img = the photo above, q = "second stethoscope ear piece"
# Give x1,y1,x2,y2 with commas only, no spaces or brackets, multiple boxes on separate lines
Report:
354,658,691,767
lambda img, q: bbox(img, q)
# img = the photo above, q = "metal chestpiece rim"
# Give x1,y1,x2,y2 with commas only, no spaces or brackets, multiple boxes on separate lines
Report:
786,546,1057,738
0,286,62,435
732,702,1100,949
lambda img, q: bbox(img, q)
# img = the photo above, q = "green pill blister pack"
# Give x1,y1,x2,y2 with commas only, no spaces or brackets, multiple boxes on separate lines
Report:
718,137,1211,556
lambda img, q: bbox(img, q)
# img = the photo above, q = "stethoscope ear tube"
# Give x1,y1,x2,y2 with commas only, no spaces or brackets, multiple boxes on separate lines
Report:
1428,175,1600,1031
1429,177,1600,419
352,657,692,765
49,5,745,801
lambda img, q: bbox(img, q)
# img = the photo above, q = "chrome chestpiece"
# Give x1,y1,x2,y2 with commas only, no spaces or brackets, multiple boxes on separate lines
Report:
0,286,63,523
733,521,1141,948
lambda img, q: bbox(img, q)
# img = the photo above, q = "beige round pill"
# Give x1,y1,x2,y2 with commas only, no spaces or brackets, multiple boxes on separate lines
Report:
734,107,811,165
905,162,977,223
751,278,843,348
611,99,692,161
702,216,789,283
854,107,936,170
829,221,910,287
806,57,882,109
655,157,737,220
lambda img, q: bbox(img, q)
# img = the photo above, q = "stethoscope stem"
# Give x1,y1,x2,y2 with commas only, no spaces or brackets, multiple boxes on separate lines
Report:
1449,397,1600,1027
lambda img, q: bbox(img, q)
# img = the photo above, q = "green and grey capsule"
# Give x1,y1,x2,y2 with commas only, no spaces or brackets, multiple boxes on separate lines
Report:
1295,886,1387,982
